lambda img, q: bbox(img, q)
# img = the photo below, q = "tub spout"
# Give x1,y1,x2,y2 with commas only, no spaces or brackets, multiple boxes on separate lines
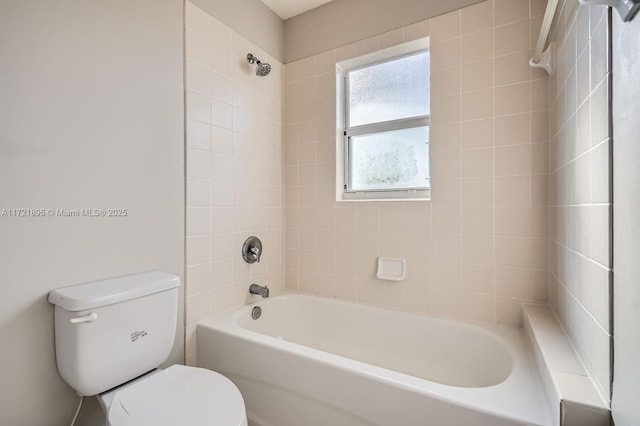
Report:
249,283,269,298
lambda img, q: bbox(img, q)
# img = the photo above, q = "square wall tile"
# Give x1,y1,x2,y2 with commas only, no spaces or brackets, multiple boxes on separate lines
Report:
461,119,493,149
494,51,532,86
495,82,531,116
461,1,493,35
461,89,493,121
461,59,493,93
495,113,531,146
461,30,493,64
494,0,529,26
461,293,496,322
495,145,530,176
431,10,461,42
431,38,461,70
494,20,530,56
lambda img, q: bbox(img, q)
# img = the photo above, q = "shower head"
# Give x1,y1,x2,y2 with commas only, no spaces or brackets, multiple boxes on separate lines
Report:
247,53,271,77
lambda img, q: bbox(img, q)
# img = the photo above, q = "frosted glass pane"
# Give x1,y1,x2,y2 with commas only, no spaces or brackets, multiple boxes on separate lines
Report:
348,51,430,127
349,126,430,191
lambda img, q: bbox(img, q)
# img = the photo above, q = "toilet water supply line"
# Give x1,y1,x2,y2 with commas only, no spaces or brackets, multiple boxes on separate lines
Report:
70,396,84,426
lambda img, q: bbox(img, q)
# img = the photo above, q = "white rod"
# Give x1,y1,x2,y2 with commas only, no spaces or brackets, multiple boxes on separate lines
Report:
532,0,560,63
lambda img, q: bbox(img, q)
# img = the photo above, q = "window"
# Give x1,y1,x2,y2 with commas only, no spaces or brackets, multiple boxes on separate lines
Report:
337,39,431,201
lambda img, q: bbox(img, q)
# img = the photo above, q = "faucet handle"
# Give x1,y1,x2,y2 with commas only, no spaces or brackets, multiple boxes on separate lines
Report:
250,246,261,263
242,236,263,264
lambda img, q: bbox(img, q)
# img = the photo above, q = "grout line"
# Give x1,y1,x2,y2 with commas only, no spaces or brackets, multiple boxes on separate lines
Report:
491,0,498,322
457,7,464,317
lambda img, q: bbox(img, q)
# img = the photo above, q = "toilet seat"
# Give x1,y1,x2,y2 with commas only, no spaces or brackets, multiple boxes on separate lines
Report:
105,365,247,426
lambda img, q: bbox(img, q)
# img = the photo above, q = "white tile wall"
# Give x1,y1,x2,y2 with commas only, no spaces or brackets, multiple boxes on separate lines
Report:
547,0,611,401
284,0,549,326
184,1,285,365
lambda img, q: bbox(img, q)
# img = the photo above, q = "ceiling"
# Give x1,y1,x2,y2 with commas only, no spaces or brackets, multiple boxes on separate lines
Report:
261,0,335,19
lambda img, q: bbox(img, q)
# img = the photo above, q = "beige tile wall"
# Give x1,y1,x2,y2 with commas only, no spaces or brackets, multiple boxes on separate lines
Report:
184,1,285,364
183,0,612,404
284,0,549,326
547,0,611,400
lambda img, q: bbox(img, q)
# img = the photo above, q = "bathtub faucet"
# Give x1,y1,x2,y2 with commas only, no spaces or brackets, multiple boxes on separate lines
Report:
249,283,269,298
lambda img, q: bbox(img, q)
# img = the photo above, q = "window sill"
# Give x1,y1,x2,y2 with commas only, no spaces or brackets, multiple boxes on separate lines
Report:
338,189,431,202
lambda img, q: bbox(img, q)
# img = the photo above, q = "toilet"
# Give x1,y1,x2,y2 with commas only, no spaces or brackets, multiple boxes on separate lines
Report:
48,271,247,426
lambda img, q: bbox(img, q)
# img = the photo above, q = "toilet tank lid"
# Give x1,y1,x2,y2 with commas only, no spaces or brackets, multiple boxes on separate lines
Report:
48,272,180,312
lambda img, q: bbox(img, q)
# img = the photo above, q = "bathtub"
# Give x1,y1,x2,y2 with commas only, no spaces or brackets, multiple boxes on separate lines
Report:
197,295,551,426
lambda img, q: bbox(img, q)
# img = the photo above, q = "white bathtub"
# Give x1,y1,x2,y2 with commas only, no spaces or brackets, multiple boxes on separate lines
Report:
197,295,551,426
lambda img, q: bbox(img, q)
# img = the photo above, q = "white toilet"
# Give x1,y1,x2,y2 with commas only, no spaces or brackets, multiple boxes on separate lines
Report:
48,271,247,426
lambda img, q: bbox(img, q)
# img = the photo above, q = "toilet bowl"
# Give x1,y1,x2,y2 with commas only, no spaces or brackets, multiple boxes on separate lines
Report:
99,365,247,426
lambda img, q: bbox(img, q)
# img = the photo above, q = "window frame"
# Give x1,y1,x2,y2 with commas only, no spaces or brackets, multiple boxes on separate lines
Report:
336,38,431,202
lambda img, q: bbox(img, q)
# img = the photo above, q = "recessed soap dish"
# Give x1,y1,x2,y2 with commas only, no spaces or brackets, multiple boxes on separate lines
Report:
376,257,407,281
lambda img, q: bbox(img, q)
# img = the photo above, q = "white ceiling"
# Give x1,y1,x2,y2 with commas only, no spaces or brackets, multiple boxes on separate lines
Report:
261,0,335,19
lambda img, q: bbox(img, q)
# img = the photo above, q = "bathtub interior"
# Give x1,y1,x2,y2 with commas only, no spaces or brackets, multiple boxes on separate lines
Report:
237,296,513,388
198,295,553,426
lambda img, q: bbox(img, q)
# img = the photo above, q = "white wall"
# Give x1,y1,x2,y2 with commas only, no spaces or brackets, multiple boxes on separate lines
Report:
611,8,640,425
0,1,184,425
284,0,550,326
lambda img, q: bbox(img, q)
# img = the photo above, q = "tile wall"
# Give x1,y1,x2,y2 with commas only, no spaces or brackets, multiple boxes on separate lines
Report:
184,0,612,397
284,0,549,326
184,1,285,364
547,0,611,400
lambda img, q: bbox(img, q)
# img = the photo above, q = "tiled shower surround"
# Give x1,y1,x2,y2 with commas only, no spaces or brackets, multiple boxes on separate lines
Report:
284,0,550,325
548,0,612,400
185,0,612,402
184,2,285,364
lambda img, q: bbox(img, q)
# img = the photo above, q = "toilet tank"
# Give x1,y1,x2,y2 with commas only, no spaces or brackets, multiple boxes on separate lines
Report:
48,272,180,396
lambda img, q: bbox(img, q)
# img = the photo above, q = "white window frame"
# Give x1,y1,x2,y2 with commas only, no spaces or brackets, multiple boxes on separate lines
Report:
336,38,431,202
